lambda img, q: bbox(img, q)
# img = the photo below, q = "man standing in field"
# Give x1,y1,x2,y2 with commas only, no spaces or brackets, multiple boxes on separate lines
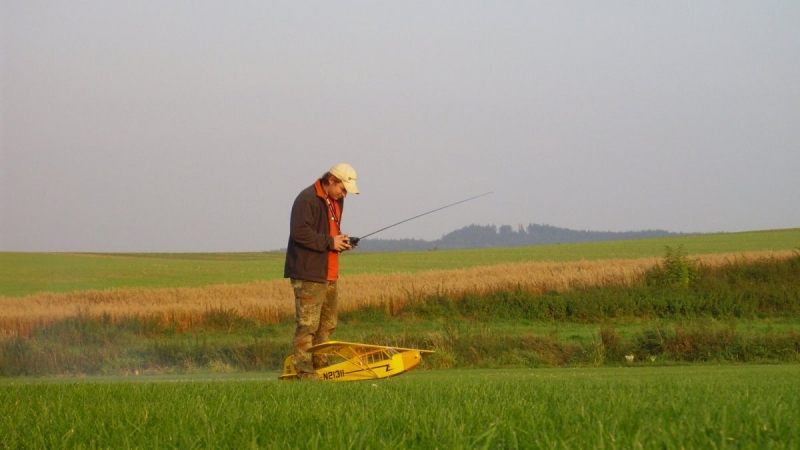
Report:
284,163,360,380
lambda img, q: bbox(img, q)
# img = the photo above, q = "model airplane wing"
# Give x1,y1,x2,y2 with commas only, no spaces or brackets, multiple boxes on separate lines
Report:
308,340,435,357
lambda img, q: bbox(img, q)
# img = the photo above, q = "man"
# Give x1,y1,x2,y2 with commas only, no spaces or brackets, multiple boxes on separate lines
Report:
284,163,360,380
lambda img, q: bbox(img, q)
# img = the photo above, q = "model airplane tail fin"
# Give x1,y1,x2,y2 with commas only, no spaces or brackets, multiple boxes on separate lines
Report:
279,355,297,380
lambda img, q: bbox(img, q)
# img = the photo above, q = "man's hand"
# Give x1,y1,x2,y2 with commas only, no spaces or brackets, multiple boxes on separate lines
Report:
332,234,353,252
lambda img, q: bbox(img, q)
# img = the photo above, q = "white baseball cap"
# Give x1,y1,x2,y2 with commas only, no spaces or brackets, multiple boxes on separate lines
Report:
329,163,360,194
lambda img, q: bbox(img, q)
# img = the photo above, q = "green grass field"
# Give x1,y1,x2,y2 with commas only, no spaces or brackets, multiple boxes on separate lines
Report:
2,228,799,297
2,365,798,449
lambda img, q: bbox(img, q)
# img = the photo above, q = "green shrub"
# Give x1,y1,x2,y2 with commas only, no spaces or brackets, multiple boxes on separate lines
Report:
646,245,701,288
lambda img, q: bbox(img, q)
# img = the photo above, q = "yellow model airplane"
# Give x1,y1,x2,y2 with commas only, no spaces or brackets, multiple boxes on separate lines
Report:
279,341,434,382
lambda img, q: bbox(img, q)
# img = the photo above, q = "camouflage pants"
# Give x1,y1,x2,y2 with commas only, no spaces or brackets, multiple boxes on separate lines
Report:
290,279,338,375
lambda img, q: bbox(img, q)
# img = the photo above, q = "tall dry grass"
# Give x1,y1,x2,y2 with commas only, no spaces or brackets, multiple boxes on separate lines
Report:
1,250,793,338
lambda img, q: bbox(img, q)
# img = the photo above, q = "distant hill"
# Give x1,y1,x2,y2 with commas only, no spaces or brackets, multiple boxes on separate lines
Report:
354,223,691,252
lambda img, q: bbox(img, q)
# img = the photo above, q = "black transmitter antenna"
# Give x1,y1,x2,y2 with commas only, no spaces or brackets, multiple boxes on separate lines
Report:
348,191,493,247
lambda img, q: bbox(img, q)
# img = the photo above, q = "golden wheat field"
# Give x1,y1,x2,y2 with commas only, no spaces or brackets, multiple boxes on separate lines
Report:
1,250,793,339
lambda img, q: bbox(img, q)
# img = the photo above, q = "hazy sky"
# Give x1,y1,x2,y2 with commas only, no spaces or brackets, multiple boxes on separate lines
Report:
2,1,798,252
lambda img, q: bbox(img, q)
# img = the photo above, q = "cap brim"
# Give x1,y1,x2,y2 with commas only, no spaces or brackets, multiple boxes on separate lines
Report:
343,181,360,194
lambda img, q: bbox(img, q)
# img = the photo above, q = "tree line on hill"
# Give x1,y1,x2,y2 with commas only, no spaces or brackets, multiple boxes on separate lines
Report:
354,223,690,252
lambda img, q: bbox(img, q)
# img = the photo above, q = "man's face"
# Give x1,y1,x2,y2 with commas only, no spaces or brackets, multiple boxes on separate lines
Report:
326,178,347,200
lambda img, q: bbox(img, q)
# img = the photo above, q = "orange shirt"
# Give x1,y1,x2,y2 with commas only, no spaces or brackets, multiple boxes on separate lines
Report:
314,180,340,281
325,199,340,280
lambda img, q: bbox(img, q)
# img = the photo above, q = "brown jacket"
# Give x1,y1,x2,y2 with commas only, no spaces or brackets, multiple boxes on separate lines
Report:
283,181,345,282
